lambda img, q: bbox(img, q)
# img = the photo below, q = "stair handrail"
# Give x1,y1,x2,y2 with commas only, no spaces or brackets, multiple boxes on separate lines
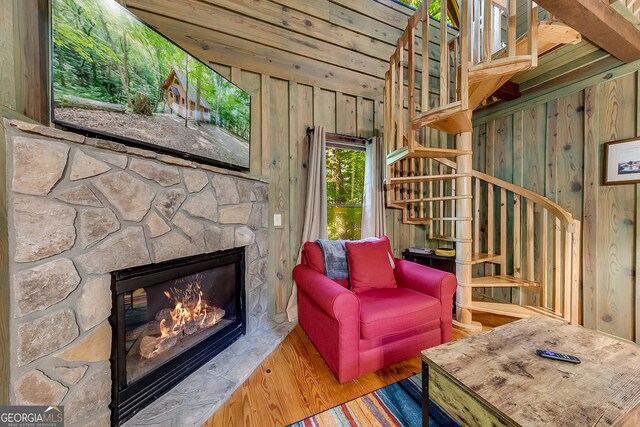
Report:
472,170,576,230
471,169,581,325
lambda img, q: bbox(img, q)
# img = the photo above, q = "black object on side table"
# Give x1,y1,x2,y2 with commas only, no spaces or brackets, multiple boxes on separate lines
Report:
402,250,456,274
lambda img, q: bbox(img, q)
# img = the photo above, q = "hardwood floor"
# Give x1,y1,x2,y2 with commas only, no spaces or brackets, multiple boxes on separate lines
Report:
204,313,514,427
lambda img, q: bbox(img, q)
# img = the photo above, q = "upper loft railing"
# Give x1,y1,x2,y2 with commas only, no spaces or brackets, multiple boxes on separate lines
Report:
384,0,541,161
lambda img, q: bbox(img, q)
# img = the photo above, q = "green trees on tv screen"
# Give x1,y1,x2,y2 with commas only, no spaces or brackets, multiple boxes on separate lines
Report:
52,0,250,141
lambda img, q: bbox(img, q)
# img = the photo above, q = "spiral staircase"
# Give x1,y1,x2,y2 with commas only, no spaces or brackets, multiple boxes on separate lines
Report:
384,0,582,330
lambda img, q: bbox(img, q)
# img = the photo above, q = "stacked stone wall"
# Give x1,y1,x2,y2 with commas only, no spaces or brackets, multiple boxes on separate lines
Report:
4,119,270,426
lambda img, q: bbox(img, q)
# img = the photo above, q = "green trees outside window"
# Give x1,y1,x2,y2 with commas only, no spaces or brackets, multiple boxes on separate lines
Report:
326,147,366,241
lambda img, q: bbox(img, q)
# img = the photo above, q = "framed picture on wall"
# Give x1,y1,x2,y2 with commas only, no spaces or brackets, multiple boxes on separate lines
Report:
603,138,640,185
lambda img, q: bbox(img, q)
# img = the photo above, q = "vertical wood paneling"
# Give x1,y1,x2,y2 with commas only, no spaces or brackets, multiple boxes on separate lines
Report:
582,85,599,330
636,71,640,343
596,74,636,340
269,79,291,316
288,81,299,268
0,0,16,111
242,71,263,176
320,89,337,132
0,120,9,405
261,74,271,177
545,100,559,203
523,105,546,287
555,92,584,220
291,85,313,263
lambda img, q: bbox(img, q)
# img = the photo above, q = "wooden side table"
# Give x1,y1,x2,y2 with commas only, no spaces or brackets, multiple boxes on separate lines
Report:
402,250,456,274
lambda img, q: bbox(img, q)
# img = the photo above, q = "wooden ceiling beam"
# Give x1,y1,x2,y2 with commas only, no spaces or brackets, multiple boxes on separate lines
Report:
535,0,640,63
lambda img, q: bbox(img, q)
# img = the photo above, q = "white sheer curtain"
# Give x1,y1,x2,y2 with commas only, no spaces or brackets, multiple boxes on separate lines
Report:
286,126,328,322
361,136,386,238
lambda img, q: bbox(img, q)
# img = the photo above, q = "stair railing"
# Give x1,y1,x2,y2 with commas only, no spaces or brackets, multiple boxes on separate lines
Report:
471,170,581,324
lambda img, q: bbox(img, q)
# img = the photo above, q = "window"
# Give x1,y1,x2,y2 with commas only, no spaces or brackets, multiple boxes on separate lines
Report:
326,141,366,240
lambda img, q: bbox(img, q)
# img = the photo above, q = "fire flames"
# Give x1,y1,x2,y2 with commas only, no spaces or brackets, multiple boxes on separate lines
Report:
159,283,221,338
138,282,225,359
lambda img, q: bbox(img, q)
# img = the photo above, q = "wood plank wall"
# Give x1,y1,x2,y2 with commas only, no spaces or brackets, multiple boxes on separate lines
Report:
473,69,640,343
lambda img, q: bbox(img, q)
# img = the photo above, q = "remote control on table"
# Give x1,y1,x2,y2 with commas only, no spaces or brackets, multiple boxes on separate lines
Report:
536,349,581,364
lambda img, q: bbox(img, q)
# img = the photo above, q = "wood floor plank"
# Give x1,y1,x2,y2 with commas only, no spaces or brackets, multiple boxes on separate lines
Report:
205,313,513,426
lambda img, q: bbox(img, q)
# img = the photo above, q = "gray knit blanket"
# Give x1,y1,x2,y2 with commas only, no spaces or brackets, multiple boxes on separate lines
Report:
315,239,349,280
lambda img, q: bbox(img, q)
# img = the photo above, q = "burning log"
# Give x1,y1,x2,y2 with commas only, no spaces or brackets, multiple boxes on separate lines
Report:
138,334,179,359
155,308,172,323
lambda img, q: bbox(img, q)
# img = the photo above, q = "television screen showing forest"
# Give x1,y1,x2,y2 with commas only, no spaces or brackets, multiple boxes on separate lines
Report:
52,0,251,170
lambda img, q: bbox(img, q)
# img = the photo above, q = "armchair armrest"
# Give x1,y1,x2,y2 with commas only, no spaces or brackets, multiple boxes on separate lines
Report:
292,264,360,321
393,259,457,301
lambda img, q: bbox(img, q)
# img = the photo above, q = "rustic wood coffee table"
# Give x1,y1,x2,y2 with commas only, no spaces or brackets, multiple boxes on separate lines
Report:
421,317,640,426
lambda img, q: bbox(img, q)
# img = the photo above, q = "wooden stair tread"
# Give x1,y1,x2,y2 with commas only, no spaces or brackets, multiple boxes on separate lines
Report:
411,101,473,134
387,173,469,184
386,146,470,166
470,275,539,288
390,195,472,205
468,56,533,84
461,301,565,321
405,216,472,224
470,252,502,265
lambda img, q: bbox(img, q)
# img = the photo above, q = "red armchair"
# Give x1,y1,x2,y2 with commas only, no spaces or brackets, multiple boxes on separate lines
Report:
292,240,457,383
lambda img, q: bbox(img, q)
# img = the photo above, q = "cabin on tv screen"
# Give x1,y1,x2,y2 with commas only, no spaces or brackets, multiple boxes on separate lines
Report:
163,67,212,122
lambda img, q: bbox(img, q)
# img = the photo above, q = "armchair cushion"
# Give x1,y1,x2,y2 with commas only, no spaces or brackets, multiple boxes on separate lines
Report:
357,288,440,339
346,236,396,293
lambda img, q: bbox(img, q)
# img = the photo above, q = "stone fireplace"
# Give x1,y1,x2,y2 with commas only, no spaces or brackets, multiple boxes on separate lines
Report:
2,119,292,426
112,248,246,424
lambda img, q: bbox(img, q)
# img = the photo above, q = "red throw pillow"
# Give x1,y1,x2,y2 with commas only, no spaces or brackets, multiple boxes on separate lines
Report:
346,236,396,293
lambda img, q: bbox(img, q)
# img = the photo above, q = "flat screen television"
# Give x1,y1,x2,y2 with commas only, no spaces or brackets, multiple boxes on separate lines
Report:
51,0,250,171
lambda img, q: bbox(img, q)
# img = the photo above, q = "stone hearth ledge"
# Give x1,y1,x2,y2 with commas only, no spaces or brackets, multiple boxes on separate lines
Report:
124,319,295,426
3,119,293,427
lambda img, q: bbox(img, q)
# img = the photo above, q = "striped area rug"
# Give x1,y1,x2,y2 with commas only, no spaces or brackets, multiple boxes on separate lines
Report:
287,374,459,427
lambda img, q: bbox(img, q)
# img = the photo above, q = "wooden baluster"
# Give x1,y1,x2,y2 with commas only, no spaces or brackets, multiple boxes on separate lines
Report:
500,188,507,274
528,0,538,67
408,26,416,150
440,0,449,107
422,5,430,114
428,159,434,239
384,70,391,155
540,207,548,309
570,221,581,325
397,44,404,150
563,225,571,322
508,0,516,57
526,200,534,281
469,0,476,64
460,0,469,110
410,159,416,217
453,38,459,103
487,183,495,255
513,194,521,279
390,54,397,152
553,217,561,315
439,162,445,235
474,177,481,254
484,0,492,63
419,158,425,220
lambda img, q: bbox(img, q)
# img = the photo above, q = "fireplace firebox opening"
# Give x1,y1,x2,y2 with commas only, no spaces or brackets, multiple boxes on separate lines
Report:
110,247,246,426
